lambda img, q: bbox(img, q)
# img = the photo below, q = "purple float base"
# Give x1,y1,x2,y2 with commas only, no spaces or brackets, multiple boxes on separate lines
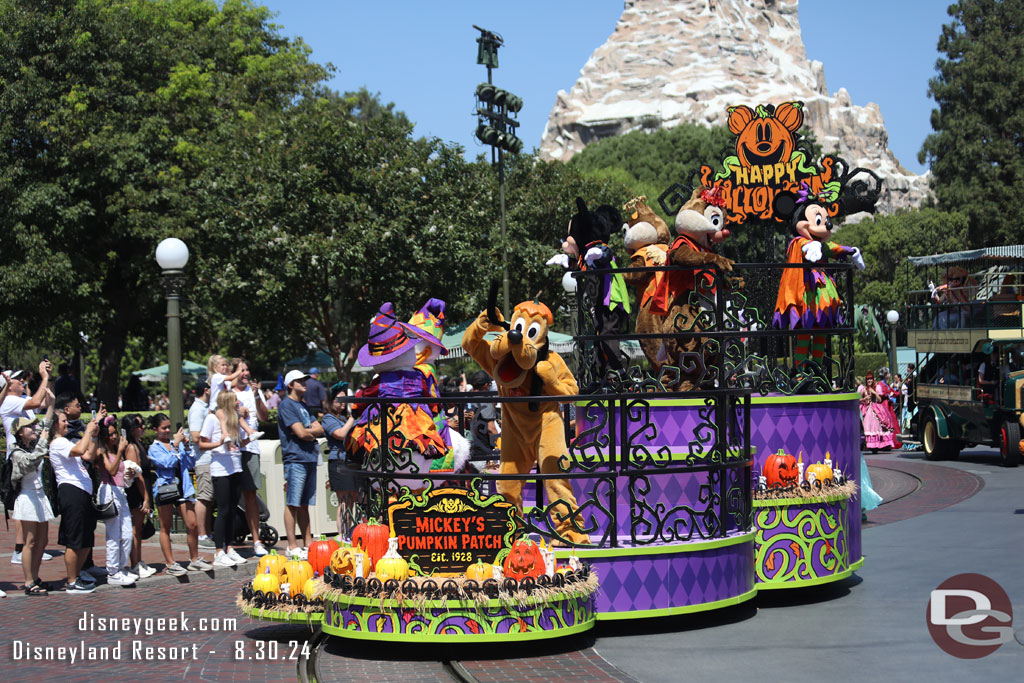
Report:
754,496,853,586
321,593,596,642
749,396,863,569
556,534,755,618
569,396,862,571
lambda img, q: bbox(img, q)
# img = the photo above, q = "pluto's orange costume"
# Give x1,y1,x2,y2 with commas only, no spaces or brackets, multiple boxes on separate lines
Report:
462,300,590,545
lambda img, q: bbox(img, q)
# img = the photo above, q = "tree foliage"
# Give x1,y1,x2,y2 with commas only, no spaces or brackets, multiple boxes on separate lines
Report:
568,123,735,218
835,208,970,311
920,0,1024,247
0,0,327,401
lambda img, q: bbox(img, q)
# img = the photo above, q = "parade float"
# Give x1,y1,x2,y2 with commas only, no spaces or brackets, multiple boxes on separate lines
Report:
235,100,880,639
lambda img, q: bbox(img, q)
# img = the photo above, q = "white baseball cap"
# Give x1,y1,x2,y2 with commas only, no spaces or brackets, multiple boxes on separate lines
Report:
284,369,310,386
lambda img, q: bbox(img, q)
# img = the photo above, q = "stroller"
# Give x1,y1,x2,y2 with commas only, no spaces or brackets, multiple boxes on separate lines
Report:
230,490,280,548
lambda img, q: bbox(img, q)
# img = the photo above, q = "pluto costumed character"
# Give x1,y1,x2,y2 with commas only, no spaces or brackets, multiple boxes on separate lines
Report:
462,297,591,545
644,186,735,387
772,182,865,370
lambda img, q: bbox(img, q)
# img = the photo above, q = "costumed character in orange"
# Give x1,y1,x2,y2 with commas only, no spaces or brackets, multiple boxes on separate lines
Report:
462,295,590,545
407,298,470,477
644,186,735,388
349,302,447,490
772,184,866,370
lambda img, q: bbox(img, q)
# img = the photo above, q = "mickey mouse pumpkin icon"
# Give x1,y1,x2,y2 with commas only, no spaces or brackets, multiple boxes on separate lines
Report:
728,102,804,168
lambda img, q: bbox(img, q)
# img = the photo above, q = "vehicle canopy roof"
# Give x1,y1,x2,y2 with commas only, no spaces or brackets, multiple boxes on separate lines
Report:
907,245,1024,266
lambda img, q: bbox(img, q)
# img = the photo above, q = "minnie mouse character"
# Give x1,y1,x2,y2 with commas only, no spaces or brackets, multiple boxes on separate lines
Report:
773,183,865,372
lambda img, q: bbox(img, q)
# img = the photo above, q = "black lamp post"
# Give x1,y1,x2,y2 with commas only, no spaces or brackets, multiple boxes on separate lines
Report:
155,238,189,431
473,25,523,315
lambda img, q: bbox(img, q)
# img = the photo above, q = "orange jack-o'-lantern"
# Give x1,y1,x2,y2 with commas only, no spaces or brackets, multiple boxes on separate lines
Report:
763,449,799,488
727,102,803,168
806,462,834,485
502,537,546,581
330,545,369,578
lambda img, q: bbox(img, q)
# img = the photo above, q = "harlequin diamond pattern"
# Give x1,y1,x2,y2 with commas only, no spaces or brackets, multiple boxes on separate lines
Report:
749,402,860,476
748,401,862,564
591,540,754,613
573,470,728,537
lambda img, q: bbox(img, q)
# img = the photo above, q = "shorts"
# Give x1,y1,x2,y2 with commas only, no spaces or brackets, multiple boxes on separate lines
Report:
328,459,359,492
57,483,98,550
194,464,214,502
240,450,261,492
283,461,317,507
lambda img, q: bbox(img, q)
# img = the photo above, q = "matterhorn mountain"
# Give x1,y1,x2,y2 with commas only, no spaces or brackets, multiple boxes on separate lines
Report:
539,0,929,214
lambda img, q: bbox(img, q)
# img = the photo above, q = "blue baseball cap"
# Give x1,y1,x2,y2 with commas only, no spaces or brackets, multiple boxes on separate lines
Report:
309,367,320,375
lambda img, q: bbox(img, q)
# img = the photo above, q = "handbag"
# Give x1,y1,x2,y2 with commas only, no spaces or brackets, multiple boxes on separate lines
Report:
156,479,180,506
141,513,156,540
92,481,118,520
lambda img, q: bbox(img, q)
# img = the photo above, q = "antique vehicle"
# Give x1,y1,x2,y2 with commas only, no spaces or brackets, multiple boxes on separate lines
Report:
905,247,1024,466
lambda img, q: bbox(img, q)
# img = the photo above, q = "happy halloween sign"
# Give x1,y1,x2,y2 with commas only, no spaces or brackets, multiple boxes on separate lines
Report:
387,487,521,576
697,102,841,224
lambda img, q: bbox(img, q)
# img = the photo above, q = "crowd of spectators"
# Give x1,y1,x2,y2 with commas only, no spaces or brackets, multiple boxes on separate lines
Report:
1,357,498,597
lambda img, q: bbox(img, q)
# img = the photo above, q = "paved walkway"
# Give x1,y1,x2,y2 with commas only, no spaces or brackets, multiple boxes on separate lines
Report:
0,521,272,595
592,446,1022,681
2,449,1014,681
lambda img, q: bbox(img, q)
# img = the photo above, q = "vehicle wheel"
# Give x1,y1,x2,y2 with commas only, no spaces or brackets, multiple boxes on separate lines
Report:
1000,422,1021,467
922,415,955,461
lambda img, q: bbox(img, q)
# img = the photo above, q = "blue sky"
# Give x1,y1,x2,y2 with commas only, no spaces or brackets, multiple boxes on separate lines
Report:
260,1,951,175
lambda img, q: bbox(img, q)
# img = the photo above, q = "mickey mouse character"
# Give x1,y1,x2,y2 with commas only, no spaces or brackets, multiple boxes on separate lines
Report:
462,294,590,545
772,183,866,370
548,198,629,386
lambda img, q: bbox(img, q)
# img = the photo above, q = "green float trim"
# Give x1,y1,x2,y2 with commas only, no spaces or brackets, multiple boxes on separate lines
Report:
756,557,866,590
321,590,593,611
553,532,754,559
321,617,595,643
594,586,758,621
577,447,755,463
752,492,853,507
575,392,859,408
239,605,323,624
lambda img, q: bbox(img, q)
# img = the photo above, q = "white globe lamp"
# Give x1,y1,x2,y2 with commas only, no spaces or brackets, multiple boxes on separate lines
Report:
155,238,189,271
562,271,577,293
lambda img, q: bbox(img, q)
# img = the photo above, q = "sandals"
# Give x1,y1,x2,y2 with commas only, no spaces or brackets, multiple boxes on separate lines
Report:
25,582,49,596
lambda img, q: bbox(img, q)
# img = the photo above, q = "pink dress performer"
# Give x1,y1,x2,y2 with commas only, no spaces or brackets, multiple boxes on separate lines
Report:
859,372,896,450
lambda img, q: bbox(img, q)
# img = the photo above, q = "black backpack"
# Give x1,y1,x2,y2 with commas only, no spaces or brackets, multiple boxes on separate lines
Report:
1,454,22,527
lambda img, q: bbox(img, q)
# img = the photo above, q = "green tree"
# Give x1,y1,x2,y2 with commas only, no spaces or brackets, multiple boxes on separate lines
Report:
0,0,327,402
193,88,498,377
836,208,970,310
569,123,736,218
193,86,632,379
920,0,1024,247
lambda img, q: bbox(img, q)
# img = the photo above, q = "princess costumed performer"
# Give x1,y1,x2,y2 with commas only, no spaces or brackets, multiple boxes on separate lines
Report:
772,182,866,374
349,302,448,489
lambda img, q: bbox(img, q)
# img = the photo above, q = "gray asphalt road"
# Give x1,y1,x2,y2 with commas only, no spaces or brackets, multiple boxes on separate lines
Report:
592,448,1024,681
